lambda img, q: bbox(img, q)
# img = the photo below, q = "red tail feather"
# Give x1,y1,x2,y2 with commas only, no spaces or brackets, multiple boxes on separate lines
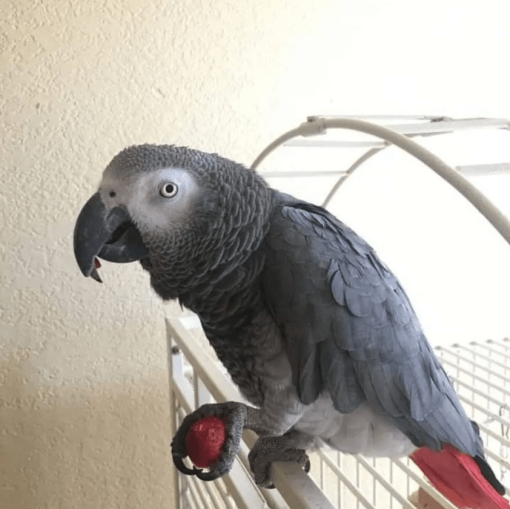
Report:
411,445,508,509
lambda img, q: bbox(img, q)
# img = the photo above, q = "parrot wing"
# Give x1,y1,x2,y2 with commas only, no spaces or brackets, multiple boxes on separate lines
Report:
262,195,478,455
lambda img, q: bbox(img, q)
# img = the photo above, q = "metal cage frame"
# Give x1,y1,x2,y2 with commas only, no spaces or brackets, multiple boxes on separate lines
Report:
251,116,510,245
167,316,510,509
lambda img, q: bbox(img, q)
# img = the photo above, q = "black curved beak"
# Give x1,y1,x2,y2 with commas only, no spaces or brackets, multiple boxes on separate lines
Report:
73,192,149,283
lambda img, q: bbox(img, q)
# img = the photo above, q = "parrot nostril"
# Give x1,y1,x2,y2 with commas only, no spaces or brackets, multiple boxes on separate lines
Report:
109,191,116,198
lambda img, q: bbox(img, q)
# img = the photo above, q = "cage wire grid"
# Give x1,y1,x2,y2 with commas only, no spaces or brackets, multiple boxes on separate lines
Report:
167,117,510,509
167,318,510,509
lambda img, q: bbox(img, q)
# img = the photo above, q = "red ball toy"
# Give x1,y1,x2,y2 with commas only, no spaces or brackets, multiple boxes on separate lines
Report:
185,416,227,468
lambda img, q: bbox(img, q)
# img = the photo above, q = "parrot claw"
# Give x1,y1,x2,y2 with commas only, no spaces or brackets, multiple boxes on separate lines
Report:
172,454,203,476
195,470,223,482
171,402,247,482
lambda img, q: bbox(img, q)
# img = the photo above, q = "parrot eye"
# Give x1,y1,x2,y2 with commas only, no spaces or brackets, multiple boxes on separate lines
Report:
160,182,178,198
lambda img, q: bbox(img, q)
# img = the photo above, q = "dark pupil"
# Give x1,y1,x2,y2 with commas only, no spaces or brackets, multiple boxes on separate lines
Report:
165,184,175,194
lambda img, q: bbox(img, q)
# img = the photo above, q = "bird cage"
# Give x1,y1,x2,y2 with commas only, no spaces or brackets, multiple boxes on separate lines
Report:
167,116,510,509
167,316,510,509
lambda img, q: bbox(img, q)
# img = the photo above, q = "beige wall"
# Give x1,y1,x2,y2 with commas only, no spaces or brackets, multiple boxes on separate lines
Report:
2,0,510,508
1,1,348,507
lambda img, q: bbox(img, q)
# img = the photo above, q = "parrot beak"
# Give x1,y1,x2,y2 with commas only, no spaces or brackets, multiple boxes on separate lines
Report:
73,192,149,283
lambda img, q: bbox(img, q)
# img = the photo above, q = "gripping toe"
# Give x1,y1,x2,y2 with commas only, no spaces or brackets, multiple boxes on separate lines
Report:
248,432,312,488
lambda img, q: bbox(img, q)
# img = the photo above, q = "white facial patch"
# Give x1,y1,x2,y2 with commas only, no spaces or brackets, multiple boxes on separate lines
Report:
126,168,201,232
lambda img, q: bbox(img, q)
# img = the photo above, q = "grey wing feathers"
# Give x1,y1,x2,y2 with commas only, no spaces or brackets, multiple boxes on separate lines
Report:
262,197,480,456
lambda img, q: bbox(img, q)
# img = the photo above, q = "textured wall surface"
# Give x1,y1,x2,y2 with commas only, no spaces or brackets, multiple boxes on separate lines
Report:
2,0,510,508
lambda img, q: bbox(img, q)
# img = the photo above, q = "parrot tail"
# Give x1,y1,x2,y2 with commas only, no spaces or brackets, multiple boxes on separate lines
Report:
411,445,508,509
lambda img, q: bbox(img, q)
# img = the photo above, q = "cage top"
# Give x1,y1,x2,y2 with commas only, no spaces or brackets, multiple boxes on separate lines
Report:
251,115,510,247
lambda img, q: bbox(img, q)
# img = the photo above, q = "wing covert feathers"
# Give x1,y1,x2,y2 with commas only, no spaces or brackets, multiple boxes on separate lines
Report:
262,198,478,454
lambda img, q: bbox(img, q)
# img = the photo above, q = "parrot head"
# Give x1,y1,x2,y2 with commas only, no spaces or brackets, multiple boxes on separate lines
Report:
73,144,271,294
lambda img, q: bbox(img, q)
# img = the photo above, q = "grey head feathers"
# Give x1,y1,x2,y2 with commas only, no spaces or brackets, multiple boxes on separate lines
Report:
99,144,275,319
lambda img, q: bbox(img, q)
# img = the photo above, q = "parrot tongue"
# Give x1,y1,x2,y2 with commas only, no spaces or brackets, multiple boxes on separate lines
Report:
88,257,102,283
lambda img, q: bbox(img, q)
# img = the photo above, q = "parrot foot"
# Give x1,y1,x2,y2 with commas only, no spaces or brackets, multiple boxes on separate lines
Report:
171,401,247,482
248,430,312,489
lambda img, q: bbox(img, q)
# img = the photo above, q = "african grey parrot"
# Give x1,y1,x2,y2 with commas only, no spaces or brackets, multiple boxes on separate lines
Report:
74,144,507,509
